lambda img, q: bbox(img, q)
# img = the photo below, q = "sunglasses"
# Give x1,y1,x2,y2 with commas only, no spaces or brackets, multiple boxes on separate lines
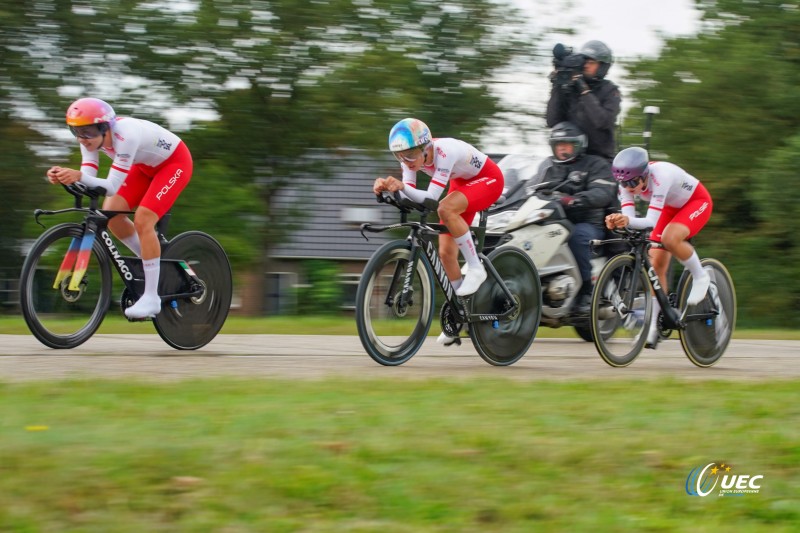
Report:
620,176,643,189
393,148,422,163
69,124,106,139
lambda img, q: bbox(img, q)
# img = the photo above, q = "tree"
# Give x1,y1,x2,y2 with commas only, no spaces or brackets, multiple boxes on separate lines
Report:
3,0,538,313
619,0,800,326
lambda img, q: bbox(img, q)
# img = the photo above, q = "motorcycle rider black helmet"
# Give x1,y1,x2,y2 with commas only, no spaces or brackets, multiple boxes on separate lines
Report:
549,121,587,164
579,40,613,79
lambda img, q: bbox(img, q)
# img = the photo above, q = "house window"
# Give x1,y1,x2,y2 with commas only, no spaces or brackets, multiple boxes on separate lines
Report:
339,273,361,310
265,272,299,315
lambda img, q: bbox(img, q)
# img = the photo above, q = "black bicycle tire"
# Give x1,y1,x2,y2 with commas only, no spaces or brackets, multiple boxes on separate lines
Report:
677,258,736,367
355,240,435,366
19,223,112,349
468,246,541,366
153,231,232,350
591,254,651,367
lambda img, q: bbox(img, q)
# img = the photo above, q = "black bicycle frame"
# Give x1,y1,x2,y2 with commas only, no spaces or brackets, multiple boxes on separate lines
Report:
625,241,718,330
35,188,203,304
366,209,518,325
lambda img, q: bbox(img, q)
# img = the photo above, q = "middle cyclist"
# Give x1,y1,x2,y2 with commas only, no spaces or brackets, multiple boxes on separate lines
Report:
373,118,504,344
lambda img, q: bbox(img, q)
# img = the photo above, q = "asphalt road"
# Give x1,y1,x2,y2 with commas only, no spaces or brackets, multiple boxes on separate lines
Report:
0,334,797,382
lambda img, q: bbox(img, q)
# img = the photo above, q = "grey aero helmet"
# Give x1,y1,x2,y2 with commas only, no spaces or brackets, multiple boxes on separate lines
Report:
612,147,650,183
549,121,587,164
579,40,613,79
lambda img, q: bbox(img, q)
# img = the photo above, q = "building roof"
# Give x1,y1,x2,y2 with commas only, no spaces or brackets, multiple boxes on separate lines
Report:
270,149,406,260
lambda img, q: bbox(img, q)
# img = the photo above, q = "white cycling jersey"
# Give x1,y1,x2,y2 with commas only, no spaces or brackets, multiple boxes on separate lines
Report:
619,161,700,230
399,137,488,204
78,117,182,196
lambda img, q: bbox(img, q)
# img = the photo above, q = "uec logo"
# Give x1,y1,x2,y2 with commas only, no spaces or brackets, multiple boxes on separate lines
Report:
686,463,763,497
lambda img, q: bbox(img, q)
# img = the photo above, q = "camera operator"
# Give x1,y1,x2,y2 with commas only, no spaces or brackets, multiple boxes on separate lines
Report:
546,40,621,162
542,122,618,315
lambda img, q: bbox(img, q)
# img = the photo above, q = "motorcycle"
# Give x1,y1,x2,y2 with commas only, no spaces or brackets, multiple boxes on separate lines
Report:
482,172,620,341
480,106,661,341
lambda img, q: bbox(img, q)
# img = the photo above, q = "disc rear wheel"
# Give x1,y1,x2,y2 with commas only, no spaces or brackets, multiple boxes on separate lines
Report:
469,247,541,366
677,259,736,367
154,232,232,350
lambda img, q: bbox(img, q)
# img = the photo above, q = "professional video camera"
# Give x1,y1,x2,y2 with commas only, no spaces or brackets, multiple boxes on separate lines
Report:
552,43,585,92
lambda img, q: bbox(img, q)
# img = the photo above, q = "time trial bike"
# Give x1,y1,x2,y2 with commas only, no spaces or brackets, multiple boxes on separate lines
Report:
356,192,542,366
589,227,736,367
19,183,232,350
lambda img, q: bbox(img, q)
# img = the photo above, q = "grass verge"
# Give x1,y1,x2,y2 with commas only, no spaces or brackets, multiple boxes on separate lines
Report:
1,378,797,531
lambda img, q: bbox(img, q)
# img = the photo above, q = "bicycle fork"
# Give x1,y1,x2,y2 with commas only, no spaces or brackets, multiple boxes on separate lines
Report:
53,230,96,292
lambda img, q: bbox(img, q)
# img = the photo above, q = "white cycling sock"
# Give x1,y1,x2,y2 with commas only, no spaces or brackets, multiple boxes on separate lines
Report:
679,251,706,280
451,278,463,291
120,233,141,257
454,232,481,269
142,258,161,299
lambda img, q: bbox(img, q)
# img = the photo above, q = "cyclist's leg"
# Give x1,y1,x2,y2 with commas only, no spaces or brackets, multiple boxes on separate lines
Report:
646,246,671,348
662,185,713,305
104,184,142,256
126,142,193,319
436,229,466,347
446,169,504,296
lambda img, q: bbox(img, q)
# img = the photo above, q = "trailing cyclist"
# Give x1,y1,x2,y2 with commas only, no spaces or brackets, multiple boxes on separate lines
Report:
605,147,713,349
46,98,193,319
372,118,504,346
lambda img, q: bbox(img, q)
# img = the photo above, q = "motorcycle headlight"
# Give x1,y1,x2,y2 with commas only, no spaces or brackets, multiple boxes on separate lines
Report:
486,210,518,231
524,209,553,225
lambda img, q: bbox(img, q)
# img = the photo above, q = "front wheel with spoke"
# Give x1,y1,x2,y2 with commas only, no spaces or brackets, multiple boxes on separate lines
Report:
154,231,232,350
677,258,736,367
469,246,541,366
19,223,112,349
355,240,435,366
591,254,652,367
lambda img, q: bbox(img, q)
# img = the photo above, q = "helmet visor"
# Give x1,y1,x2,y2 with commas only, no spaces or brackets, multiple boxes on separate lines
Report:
69,124,105,139
393,147,423,163
620,176,644,189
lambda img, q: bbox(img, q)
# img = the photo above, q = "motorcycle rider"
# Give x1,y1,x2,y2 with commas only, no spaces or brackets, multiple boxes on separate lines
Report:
546,40,621,162
540,122,618,315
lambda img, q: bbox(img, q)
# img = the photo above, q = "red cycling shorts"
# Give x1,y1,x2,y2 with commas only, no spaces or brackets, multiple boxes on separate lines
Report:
650,182,713,243
117,141,193,218
443,157,505,227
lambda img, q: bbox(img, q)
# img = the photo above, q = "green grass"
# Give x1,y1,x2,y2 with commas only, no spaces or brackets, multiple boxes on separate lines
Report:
0,379,797,531
1,313,800,339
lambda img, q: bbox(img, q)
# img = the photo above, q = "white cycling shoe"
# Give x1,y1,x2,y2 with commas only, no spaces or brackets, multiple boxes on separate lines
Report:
437,332,461,347
644,321,660,350
686,273,711,306
455,265,487,297
124,295,162,319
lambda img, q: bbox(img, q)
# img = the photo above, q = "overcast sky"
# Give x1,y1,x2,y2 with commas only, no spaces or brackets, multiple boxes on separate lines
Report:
485,0,701,155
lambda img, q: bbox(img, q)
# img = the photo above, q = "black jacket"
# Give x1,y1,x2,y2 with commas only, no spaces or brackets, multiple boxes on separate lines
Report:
546,78,621,161
540,154,619,228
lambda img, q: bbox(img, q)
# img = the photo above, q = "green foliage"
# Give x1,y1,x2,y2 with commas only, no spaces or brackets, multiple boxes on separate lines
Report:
620,0,800,327
2,0,536,313
296,259,344,315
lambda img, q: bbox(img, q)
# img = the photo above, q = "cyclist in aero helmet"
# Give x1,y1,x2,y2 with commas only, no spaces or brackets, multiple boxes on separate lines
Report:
606,147,713,349
373,118,505,346
47,97,194,319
